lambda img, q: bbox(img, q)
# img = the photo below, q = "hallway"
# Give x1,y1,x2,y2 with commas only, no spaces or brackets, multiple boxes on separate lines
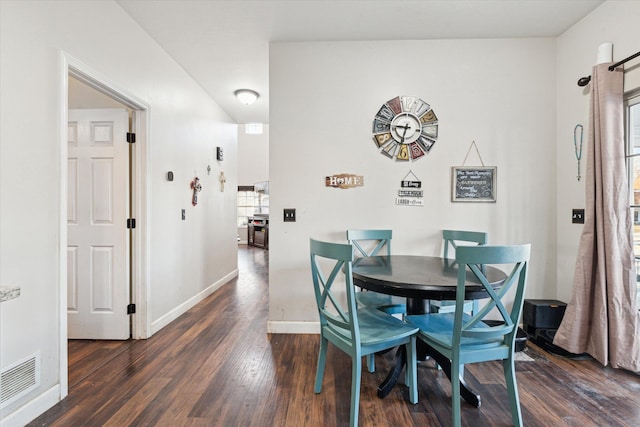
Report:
29,245,640,426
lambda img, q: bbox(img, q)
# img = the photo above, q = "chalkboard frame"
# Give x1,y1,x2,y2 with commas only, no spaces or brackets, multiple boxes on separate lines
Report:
451,166,497,202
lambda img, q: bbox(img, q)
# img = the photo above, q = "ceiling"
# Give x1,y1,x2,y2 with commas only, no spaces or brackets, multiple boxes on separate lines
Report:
116,0,604,125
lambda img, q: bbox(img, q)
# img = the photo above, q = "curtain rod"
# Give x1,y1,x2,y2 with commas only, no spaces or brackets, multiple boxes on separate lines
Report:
577,50,640,87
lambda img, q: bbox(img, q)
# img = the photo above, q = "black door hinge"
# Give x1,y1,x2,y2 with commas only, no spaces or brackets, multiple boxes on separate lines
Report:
127,218,136,229
127,132,136,143
127,303,136,315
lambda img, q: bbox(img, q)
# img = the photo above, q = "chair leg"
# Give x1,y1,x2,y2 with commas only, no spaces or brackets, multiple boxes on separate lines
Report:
350,355,362,427
472,299,479,315
314,337,328,393
367,353,375,373
451,360,462,427
406,336,418,404
503,356,523,427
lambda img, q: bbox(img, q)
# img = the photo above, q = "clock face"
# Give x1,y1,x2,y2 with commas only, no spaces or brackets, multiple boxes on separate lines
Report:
372,96,438,161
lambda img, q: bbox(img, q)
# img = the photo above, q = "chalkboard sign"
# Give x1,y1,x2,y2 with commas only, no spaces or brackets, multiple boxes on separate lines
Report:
451,166,497,202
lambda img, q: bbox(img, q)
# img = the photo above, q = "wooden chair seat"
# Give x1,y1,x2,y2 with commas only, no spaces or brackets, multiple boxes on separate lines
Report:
353,292,407,314
406,313,506,353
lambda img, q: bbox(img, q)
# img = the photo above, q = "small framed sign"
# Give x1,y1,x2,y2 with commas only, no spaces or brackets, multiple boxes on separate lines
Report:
452,166,497,202
397,170,424,207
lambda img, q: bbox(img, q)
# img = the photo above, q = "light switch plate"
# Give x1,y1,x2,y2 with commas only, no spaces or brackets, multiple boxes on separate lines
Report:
284,208,296,222
572,209,584,224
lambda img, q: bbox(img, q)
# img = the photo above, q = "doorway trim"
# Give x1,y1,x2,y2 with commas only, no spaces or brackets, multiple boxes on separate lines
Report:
59,52,151,397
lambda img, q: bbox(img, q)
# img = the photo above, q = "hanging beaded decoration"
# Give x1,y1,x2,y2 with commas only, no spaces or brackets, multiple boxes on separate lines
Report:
574,124,584,181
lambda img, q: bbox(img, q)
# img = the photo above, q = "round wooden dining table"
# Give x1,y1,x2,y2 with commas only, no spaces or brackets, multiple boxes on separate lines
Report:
351,255,506,407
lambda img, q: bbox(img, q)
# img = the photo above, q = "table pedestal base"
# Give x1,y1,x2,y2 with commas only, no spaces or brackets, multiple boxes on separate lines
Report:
377,347,405,398
376,345,481,408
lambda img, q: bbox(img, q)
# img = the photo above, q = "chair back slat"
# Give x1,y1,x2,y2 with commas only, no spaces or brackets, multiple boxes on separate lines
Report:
310,238,360,345
347,229,392,258
316,259,350,324
442,229,488,260
453,244,530,347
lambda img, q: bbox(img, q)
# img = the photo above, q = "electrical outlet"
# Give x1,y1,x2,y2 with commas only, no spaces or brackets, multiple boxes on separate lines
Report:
572,209,584,224
284,208,296,222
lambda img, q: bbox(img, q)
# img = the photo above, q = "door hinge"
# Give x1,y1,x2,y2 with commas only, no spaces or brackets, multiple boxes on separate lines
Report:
127,303,136,315
127,132,136,143
127,218,136,229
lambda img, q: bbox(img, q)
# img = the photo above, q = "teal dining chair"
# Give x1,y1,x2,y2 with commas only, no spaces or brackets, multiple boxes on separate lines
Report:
310,238,418,427
406,244,531,427
346,229,406,315
347,229,407,372
430,229,489,314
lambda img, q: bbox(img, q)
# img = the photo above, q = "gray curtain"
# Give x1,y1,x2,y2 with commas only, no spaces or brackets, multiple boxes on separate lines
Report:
554,63,640,373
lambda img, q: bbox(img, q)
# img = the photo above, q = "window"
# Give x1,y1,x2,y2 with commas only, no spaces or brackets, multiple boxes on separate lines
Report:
245,123,263,134
237,186,259,228
625,90,640,307
237,185,269,228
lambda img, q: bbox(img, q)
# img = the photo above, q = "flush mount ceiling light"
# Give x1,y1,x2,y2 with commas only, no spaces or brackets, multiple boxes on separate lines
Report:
234,89,259,105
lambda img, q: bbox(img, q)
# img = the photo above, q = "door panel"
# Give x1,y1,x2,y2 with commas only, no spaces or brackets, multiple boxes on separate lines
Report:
67,246,78,311
91,246,114,311
91,158,114,222
68,109,129,339
68,158,79,223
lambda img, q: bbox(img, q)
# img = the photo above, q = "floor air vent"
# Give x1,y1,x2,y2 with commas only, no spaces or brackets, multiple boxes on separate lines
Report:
1,352,40,407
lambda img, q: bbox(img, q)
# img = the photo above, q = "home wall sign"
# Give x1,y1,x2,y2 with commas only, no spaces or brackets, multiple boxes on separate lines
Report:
325,173,364,189
372,96,438,161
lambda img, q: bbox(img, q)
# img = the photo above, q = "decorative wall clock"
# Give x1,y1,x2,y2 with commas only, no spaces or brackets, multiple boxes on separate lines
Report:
372,96,438,161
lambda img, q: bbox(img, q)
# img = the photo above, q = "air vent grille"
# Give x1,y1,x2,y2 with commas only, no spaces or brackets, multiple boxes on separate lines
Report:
1,352,40,407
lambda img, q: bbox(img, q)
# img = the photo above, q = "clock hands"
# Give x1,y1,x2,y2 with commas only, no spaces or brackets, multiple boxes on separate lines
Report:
392,123,419,143
400,125,409,142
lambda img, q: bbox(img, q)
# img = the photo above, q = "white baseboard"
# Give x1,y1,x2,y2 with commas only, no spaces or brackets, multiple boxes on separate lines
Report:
267,320,319,334
0,384,60,427
150,269,238,336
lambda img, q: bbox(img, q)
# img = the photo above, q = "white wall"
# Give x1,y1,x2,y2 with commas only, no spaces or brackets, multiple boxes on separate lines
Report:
238,124,269,186
268,38,558,332
556,0,640,303
0,1,238,424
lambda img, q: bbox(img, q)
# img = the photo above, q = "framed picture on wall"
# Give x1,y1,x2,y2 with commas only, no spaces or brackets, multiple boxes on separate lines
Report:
451,166,497,202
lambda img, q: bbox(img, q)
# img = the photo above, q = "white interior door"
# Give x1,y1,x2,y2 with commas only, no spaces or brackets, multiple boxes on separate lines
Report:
67,109,130,339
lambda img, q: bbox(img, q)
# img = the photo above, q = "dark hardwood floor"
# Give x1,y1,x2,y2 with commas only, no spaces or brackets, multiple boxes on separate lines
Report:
30,245,640,426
